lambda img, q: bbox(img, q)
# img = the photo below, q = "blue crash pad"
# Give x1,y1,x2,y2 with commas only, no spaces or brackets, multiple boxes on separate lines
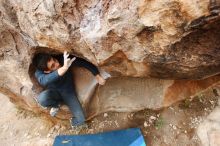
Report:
53,128,147,146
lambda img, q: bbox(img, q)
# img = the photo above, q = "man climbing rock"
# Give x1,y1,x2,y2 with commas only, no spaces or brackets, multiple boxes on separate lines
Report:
32,51,106,128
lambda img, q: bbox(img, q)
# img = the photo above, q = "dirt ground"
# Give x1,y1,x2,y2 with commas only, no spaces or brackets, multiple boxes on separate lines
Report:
0,88,218,146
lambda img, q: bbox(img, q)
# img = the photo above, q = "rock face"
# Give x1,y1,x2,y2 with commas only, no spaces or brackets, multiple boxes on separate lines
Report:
87,75,220,118
197,84,220,146
0,0,220,119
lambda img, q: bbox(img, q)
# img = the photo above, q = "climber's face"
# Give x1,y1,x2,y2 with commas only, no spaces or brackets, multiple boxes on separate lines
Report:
44,57,60,73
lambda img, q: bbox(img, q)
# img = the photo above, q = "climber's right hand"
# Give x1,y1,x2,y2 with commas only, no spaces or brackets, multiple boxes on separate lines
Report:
58,51,76,76
63,51,76,69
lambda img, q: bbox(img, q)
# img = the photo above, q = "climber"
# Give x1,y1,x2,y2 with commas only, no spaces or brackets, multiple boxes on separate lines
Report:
32,51,106,128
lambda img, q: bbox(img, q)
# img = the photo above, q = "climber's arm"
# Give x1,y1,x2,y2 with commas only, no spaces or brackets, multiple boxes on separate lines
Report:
35,70,60,87
71,56,106,85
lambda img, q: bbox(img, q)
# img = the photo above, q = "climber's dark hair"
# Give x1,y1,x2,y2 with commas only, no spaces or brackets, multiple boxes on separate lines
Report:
32,53,52,71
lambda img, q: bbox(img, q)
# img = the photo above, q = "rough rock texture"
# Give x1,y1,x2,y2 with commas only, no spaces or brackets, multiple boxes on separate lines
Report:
0,0,220,119
87,75,220,118
0,93,54,146
197,84,220,146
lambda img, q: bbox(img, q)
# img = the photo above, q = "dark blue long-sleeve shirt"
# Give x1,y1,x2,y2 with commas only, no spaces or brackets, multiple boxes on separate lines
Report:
35,55,100,94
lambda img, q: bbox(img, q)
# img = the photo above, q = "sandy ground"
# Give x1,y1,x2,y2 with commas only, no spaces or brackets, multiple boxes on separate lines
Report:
0,88,218,146
0,94,54,146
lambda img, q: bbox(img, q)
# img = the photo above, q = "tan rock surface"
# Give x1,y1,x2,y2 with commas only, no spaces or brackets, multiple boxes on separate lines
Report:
0,0,219,120
0,93,54,146
197,84,220,146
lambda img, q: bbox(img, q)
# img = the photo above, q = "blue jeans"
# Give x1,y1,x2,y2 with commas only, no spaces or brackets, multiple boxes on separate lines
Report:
37,89,85,126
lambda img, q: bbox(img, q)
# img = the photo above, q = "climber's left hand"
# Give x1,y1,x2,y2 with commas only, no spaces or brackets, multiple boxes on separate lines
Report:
95,74,106,85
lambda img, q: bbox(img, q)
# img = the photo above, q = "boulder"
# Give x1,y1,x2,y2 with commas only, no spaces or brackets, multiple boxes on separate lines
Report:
0,0,220,120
